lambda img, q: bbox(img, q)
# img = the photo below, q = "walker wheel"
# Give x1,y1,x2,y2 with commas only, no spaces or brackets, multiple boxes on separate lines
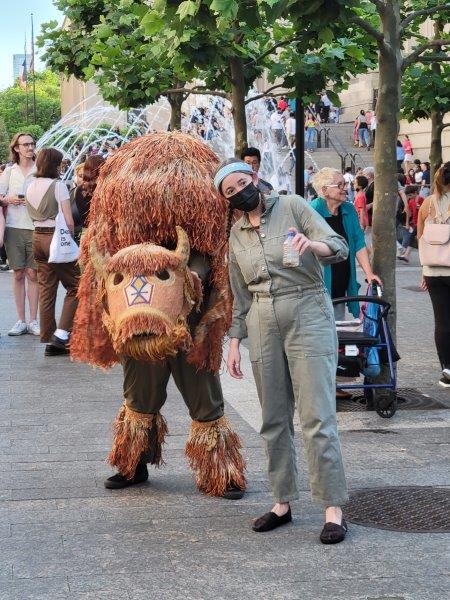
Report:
375,391,397,418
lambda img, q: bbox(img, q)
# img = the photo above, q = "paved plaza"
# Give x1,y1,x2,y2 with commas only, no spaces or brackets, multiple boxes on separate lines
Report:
0,256,449,600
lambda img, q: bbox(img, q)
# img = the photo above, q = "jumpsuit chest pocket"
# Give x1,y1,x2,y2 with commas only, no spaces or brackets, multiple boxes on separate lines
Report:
234,243,260,284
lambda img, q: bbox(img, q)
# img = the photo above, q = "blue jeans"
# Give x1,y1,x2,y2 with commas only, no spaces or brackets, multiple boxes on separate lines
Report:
402,226,416,249
305,128,316,150
358,128,370,146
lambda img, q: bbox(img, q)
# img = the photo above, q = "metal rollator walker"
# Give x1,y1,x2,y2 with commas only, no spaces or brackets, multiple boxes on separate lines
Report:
333,282,400,418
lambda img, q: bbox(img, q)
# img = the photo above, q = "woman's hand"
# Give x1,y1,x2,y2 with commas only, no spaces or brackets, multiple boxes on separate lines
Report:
420,275,428,291
288,227,313,256
6,196,22,206
365,272,382,286
227,339,243,379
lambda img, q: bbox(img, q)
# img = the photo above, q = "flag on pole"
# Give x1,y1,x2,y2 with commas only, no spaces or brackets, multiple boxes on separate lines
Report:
18,36,28,89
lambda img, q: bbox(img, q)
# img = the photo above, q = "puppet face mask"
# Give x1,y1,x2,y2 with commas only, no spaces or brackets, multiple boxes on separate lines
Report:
90,227,202,362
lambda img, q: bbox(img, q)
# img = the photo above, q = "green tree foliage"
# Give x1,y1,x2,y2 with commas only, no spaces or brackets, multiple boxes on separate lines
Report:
402,17,450,178
0,70,60,143
0,116,9,163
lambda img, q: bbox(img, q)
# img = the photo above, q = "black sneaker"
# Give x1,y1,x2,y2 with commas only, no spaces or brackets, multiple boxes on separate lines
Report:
49,333,69,349
104,464,149,489
45,344,70,357
438,377,450,389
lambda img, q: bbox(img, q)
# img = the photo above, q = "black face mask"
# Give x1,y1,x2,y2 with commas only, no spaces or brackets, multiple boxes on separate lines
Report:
228,182,260,212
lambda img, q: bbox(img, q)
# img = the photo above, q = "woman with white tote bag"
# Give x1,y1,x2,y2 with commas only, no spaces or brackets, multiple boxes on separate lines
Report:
25,148,80,357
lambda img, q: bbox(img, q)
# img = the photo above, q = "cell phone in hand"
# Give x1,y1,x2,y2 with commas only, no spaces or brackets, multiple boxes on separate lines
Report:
18,194,25,199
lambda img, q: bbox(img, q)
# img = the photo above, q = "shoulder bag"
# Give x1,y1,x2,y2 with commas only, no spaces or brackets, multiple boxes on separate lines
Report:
418,196,450,267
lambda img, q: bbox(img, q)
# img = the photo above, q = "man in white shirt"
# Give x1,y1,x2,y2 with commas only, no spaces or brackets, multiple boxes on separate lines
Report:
320,93,332,123
0,133,39,336
343,167,355,202
285,111,296,147
270,110,285,147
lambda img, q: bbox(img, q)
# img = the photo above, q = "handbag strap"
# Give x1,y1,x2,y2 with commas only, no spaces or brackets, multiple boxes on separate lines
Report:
432,195,450,224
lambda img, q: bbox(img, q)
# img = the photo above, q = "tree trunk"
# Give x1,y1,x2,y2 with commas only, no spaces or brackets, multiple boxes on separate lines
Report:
430,110,443,184
372,2,402,341
167,93,184,131
229,57,248,156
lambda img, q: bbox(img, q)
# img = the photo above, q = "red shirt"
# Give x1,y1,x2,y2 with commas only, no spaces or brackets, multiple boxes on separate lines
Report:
354,191,368,228
408,195,424,227
278,99,288,111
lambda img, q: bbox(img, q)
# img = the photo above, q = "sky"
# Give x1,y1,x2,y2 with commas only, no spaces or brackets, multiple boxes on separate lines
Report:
0,1,63,90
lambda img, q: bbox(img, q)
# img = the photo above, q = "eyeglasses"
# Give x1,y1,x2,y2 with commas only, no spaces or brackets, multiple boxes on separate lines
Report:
18,142,35,148
327,183,346,190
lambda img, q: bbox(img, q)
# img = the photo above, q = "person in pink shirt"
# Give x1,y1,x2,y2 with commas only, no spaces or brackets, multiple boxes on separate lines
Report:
353,175,369,229
402,135,414,171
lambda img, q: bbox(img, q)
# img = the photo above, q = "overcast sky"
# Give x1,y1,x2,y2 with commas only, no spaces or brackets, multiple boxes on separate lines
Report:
0,1,63,90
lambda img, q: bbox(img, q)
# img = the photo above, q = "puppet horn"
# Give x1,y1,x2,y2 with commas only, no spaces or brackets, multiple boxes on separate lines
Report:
173,226,190,267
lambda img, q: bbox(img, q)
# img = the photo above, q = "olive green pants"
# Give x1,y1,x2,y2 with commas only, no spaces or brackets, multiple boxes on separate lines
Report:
247,286,348,506
122,353,224,422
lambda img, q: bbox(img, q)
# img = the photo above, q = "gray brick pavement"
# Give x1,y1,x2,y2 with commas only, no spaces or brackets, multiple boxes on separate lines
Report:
0,253,449,600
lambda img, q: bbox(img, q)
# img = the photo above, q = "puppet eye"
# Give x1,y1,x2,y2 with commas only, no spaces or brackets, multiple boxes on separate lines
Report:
113,273,124,285
156,270,170,281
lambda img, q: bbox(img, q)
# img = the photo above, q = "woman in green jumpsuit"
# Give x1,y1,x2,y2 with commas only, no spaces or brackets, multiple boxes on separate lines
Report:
214,160,350,544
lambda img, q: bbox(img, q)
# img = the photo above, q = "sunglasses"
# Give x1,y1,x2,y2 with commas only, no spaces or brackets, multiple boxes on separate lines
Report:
327,183,346,190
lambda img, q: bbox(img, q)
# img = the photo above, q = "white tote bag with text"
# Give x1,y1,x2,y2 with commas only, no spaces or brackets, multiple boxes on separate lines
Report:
48,209,80,263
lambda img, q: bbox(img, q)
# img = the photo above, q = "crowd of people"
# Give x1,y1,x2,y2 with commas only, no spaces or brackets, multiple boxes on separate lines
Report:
0,122,449,544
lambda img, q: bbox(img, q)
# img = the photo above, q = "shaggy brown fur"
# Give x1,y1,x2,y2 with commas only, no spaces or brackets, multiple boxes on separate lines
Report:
119,316,193,362
108,404,168,479
71,132,232,372
185,416,246,497
105,245,184,277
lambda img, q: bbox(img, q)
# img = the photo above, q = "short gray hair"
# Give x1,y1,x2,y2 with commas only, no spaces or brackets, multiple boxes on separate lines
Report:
362,167,374,179
311,167,341,195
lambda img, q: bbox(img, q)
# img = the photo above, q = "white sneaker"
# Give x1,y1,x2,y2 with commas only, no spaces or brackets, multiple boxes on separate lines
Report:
28,320,40,336
442,368,450,381
8,320,28,336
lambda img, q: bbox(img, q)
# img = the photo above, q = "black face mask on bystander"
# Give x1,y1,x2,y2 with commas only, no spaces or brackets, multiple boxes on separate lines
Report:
228,182,260,212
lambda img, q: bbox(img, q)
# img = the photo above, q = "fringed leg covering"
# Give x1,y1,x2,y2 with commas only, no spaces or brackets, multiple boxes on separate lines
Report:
185,416,246,497
108,404,168,480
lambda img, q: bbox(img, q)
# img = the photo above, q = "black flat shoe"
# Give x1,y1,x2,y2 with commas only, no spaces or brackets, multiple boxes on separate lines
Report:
104,464,148,489
221,485,245,500
44,344,70,356
320,518,348,544
252,508,292,532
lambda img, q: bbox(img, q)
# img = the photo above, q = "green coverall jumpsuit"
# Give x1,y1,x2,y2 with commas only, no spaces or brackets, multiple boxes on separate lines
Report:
229,193,349,506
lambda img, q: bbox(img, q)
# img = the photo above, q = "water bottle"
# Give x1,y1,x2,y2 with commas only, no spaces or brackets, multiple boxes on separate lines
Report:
282,231,300,267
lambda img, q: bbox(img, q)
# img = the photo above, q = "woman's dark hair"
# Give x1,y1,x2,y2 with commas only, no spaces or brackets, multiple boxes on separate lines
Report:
355,175,368,190
81,154,105,198
35,148,63,179
397,173,406,186
397,140,402,147
408,168,415,177
404,185,419,195
435,161,450,198
360,110,365,115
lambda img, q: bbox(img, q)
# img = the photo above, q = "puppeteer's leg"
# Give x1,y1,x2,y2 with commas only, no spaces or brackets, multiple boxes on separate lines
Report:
169,352,246,497
105,357,169,487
